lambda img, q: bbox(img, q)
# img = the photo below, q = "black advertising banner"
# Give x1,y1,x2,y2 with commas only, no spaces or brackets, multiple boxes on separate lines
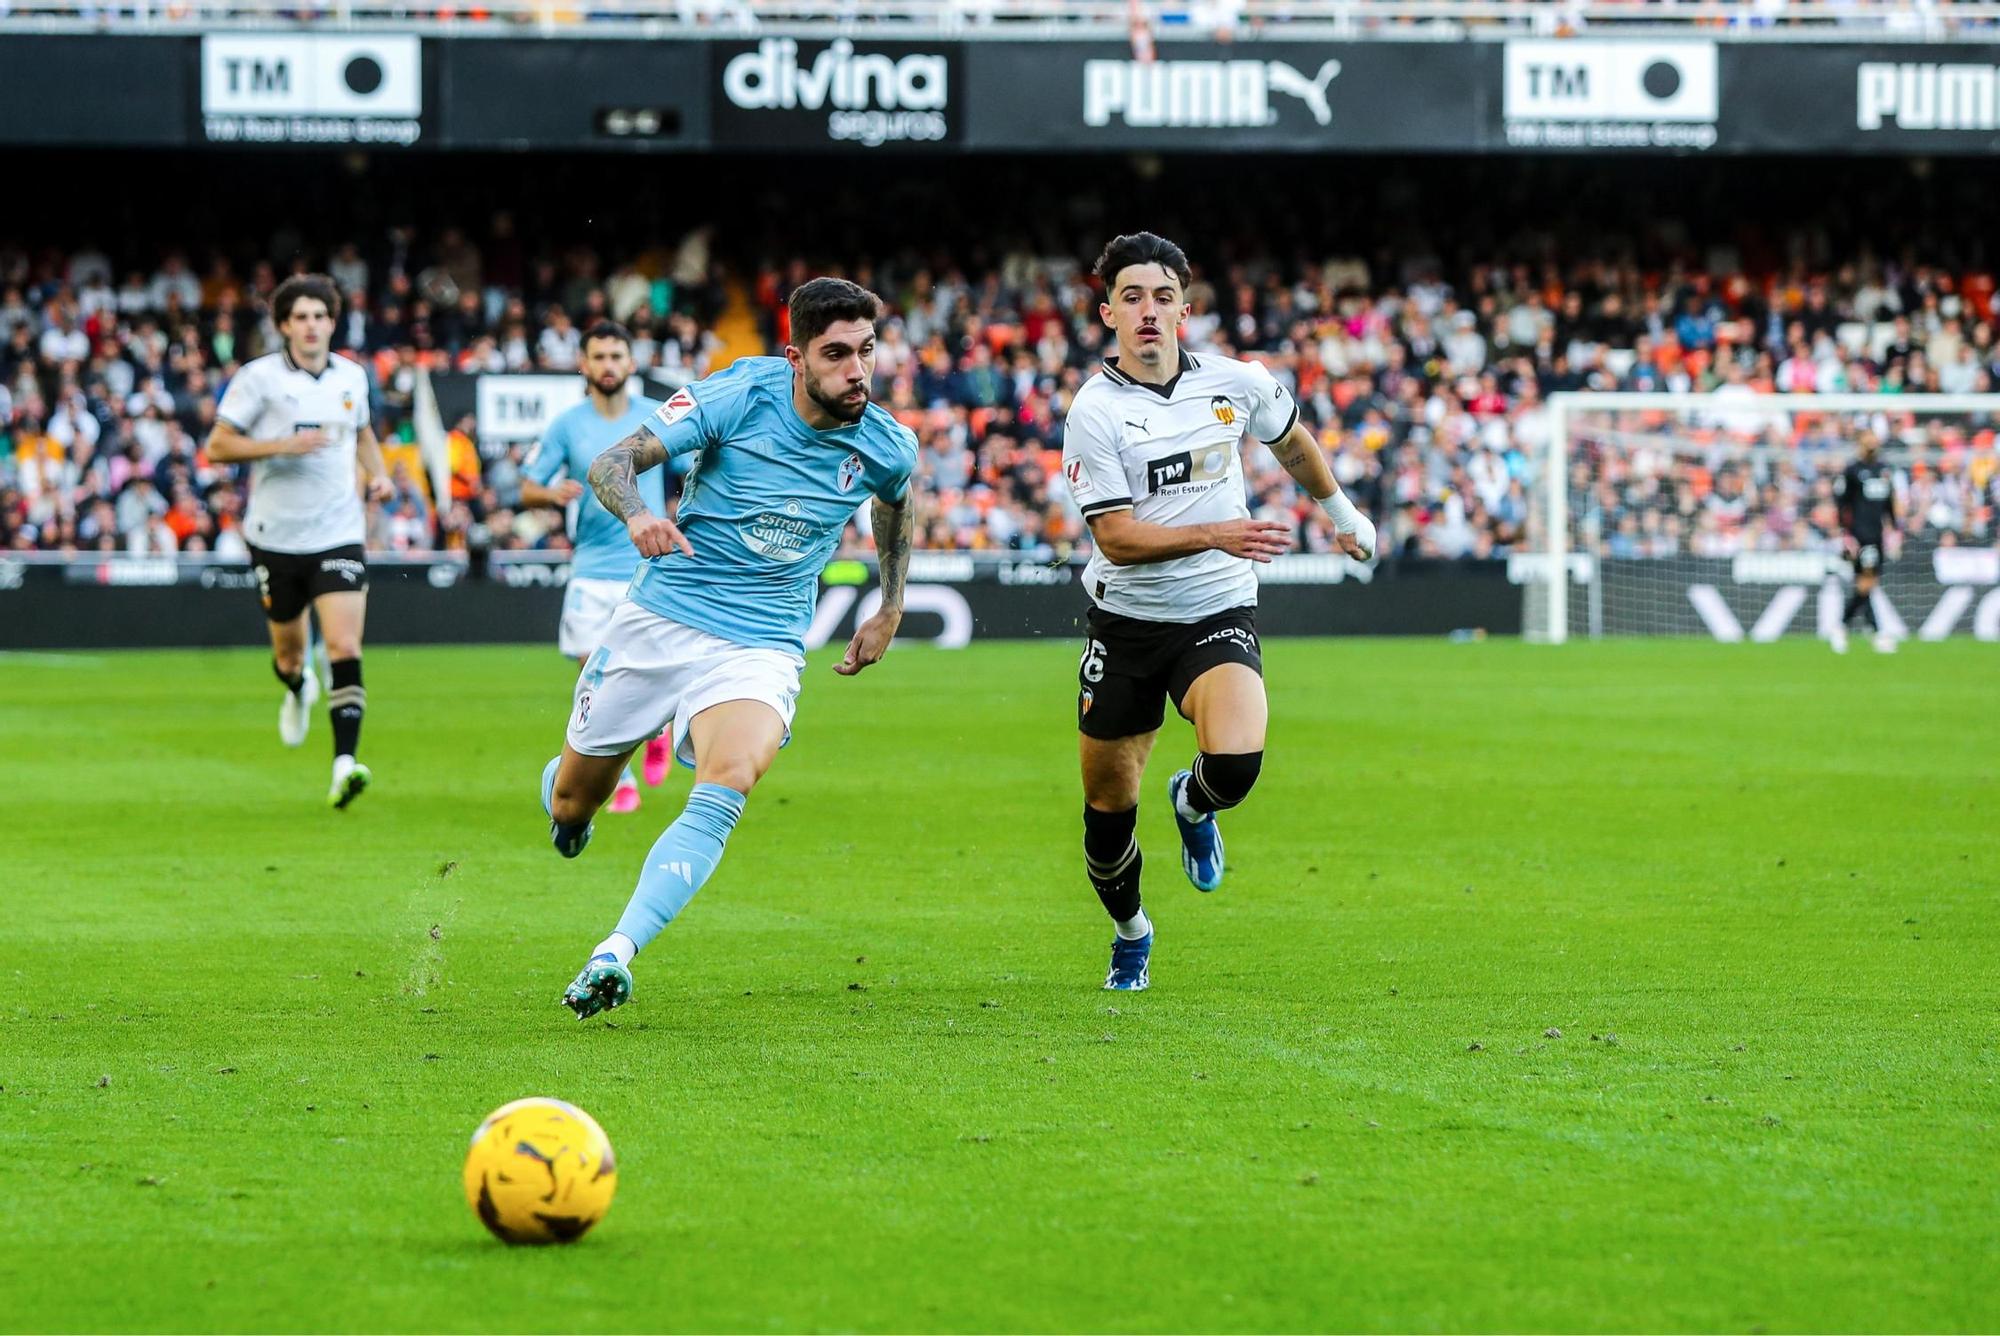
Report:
708,38,961,150
0,554,1518,650
1541,543,2000,640
0,35,189,146
440,39,707,150
4,34,2000,155
1715,42,2000,155
964,40,1489,151
1493,38,2000,154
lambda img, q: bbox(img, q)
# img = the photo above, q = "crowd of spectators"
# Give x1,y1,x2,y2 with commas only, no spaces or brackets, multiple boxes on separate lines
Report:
5,208,1999,566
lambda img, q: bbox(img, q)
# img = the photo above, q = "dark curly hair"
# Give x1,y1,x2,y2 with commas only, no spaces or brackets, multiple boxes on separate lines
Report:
1094,232,1192,293
788,277,883,351
272,274,342,325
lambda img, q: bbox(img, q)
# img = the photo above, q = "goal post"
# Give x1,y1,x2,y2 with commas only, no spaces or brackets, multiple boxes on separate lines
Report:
1524,391,2000,644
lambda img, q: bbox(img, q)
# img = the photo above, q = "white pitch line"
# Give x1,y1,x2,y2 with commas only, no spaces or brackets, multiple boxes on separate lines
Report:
0,652,110,667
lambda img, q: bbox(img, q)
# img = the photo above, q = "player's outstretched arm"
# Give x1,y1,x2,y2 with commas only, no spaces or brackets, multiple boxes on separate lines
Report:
1268,420,1375,561
836,494,912,676
205,420,331,462
519,477,584,508
589,428,692,558
1088,509,1291,567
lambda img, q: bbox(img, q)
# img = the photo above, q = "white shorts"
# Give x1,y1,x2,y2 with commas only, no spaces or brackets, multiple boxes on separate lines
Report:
558,578,630,660
565,600,805,768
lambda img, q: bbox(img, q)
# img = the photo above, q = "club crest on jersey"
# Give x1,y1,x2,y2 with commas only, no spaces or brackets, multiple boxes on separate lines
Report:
1210,395,1236,426
837,452,864,494
656,386,698,427
341,392,355,415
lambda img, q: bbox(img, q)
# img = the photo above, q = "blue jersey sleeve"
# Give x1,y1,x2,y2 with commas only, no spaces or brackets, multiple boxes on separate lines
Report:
642,383,719,460
523,416,569,485
872,424,918,504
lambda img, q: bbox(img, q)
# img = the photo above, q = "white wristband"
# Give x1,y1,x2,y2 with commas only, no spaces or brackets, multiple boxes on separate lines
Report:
1319,490,1377,560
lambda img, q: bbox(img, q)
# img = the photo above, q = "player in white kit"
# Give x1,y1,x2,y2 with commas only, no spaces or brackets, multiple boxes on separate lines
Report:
1060,233,1376,990
206,275,391,808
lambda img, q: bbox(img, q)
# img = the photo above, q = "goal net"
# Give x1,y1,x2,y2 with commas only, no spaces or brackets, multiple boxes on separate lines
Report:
1522,392,2000,644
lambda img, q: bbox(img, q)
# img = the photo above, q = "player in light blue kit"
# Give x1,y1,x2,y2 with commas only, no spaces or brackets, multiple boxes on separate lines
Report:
519,320,673,813
544,279,918,1020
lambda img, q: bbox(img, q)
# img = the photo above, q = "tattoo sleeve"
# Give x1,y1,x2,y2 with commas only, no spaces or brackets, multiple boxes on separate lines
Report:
872,493,915,611
585,429,668,523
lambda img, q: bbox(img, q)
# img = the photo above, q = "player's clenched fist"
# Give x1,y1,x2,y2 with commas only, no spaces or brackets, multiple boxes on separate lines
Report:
627,512,694,558
1209,518,1293,563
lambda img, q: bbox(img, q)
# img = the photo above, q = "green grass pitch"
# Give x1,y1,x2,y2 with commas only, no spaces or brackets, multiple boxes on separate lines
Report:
1,637,1994,1333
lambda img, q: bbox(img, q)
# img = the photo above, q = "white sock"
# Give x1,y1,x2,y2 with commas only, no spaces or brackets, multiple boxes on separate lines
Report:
592,932,637,967
1115,910,1152,941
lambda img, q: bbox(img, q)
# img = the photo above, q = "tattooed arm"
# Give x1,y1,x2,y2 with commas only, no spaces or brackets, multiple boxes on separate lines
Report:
587,428,693,558
1267,419,1375,561
1267,419,1337,497
835,490,914,677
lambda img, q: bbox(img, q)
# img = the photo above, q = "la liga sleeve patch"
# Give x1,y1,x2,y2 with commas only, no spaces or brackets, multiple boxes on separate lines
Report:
654,386,698,428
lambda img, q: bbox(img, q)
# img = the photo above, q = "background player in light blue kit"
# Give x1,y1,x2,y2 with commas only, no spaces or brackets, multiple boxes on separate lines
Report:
519,320,673,812
541,278,918,1019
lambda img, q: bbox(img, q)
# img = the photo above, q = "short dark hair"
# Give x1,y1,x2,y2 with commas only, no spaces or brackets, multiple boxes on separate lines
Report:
1094,232,1193,294
581,320,634,351
788,277,882,351
273,274,342,325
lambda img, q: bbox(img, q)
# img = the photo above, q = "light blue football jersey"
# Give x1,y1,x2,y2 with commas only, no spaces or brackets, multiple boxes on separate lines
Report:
632,356,917,653
523,394,668,583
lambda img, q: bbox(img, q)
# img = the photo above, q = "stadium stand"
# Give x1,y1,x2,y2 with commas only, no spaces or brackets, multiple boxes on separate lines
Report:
3,155,1996,562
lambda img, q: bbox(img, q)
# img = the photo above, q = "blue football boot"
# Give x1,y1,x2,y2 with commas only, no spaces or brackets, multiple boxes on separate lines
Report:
1167,769,1224,892
1104,931,1152,991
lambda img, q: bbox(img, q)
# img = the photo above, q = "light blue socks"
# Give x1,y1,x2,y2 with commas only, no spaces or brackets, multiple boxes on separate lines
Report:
612,783,747,952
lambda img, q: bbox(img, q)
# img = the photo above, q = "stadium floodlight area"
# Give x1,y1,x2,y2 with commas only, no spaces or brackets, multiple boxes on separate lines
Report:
7,0,2000,35
1524,391,2000,645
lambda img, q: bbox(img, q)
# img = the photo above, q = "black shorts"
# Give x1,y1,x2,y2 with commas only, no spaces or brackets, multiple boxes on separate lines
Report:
247,544,368,623
1850,541,1883,575
1078,604,1262,741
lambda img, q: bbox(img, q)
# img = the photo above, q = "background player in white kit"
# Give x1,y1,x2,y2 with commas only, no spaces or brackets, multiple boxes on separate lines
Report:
1061,233,1376,990
519,320,672,812
206,275,391,809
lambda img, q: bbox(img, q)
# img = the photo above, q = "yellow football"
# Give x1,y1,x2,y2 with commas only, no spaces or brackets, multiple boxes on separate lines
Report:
462,1097,617,1245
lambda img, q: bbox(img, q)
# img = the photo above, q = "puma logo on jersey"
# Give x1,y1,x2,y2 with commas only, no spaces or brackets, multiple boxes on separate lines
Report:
1124,419,1149,432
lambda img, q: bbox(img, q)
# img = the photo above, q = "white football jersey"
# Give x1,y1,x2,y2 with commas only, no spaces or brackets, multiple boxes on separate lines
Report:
216,351,371,554
1062,349,1298,623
